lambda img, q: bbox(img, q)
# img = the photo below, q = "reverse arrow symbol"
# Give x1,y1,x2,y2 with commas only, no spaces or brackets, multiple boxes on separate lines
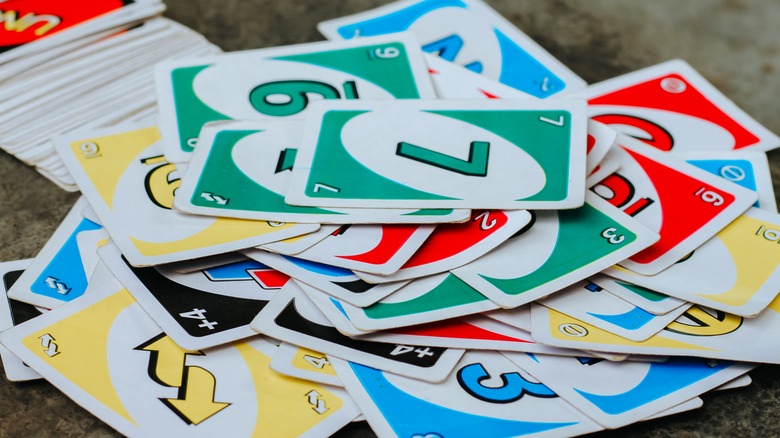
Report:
162,366,230,425
44,276,70,295
306,390,328,414
200,192,229,205
39,334,60,357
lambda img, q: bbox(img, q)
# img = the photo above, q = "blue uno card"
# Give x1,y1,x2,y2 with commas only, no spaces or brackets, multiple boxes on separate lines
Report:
319,0,586,98
331,351,602,438
7,198,108,309
685,153,777,212
505,353,752,429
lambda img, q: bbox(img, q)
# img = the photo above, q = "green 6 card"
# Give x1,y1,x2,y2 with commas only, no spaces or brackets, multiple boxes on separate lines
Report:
156,34,436,163
286,99,588,210
175,121,469,224
452,193,659,308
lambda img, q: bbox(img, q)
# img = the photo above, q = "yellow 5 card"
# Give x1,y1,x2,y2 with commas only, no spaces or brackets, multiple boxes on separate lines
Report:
529,302,780,364
0,282,359,436
604,207,780,317
54,124,319,266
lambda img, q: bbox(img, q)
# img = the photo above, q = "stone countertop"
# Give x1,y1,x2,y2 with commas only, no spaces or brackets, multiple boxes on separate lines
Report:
1,1,779,437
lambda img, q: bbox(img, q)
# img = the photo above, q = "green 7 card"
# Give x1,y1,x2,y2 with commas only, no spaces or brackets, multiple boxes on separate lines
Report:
155,33,436,163
0,282,360,436
54,124,319,267
452,193,659,308
174,121,470,224
286,99,588,210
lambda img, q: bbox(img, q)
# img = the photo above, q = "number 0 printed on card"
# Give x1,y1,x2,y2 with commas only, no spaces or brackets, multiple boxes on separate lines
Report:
286,99,588,210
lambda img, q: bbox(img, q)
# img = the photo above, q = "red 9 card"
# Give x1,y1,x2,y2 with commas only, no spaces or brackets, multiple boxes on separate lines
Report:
0,0,135,53
583,60,780,153
591,136,756,274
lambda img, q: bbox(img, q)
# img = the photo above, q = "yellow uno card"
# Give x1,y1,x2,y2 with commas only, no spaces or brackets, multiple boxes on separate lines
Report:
0,282,359,437
270,342,342,387
54,124,319,266
529,301,780,364
605,207,780,317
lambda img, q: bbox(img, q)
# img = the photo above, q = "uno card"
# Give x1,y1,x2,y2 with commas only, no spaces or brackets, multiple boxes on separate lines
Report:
590,136,757,274
156,33,436,163
583,59,780,153
286,99,588,210
8,197,106,309
424,53,534,99
682,151,777,212
484,306,532,331
243,250,409,307
504,352,751,429
319,0,587,98
259,226,340,256
54,124,318,266
99,243,289,350
604,207,780,317
330,352,602,438
362,315,585,356
250,281,464,382
538,281,690,342
295,281,370,338
174,121,471,224
0,259,42,381
290,224,435,276
0,0,163,62
0,282,360,436
340,273,499,331
270,343,343,387
452,193,659,308
529,302,780,364
586,120,617,175
356,210,533,283
586,146,621,188
587,274,688,316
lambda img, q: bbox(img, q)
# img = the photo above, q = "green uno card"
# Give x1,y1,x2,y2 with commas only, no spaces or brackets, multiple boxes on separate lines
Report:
155,33,436,163
286,99,588,210
174,121,470,224
451,193,659,308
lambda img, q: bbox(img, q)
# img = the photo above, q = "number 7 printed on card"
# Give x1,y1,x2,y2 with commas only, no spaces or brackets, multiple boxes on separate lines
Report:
286,99,588,210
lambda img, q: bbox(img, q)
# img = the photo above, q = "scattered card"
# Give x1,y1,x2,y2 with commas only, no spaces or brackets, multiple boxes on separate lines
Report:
287,99,588,210
319,0,587,98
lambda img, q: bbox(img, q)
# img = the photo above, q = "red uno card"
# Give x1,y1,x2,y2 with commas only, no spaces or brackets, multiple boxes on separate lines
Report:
0,0,133,53
288,224,435,276
355,210,533,283
591,136,757,274
583,60,780,153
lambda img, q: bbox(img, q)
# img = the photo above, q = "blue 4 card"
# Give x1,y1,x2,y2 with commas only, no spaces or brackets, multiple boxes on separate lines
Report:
330,351,603,438
319,0,587,98
504,352,752,429
681,151,778,212
7,197,108,309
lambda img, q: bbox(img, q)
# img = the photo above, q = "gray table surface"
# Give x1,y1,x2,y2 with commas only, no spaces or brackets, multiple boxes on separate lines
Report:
2,1,780,437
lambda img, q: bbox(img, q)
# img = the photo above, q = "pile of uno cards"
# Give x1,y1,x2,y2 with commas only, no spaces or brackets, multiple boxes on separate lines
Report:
2,0,780,436
0,0,219,190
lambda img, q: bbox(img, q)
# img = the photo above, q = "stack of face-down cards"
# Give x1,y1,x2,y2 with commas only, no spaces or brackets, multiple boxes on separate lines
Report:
0,0,219,191
2,0,780,437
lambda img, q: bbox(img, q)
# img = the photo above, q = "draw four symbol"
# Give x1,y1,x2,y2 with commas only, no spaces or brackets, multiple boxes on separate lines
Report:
306,390,329,414
135,334,230,425
39,334,59,357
